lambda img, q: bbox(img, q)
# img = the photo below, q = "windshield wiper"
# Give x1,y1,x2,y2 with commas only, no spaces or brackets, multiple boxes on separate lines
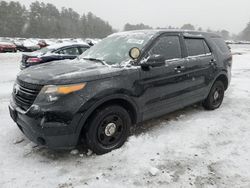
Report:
82,57,107,65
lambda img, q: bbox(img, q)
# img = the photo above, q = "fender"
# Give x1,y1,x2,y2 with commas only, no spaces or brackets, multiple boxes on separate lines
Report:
74,89,141,137
207,70,229,96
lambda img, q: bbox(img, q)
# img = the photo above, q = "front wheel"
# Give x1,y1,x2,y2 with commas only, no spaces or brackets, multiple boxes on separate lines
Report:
85,105,131,155
203,81,225,110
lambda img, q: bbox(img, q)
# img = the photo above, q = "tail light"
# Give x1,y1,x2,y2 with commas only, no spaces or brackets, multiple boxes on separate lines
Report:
27,57,42,63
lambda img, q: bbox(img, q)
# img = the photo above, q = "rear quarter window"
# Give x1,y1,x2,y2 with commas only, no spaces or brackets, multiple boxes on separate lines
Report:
212,38,230,54
80,47,89,54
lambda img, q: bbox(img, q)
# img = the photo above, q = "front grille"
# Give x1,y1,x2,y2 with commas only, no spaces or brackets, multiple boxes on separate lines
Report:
13,80,43,111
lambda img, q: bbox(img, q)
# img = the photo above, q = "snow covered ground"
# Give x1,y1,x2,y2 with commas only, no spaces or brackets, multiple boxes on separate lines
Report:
1,45,250,188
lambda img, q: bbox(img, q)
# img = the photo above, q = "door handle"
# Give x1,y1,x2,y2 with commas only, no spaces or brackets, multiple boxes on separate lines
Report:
174,66,185,73
210,59,216,66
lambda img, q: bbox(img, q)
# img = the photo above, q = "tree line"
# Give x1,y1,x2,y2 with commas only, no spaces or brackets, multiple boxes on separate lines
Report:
1,1,250,41
0,1,114,38
239,22,250,41
123,23,250,41
123,23,233,40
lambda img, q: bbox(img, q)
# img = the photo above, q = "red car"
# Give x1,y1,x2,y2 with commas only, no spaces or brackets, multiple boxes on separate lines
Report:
0,40,17,53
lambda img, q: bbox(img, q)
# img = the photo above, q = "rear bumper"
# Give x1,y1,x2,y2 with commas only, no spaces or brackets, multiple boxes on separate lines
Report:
0,47,16,52
9,100,80,149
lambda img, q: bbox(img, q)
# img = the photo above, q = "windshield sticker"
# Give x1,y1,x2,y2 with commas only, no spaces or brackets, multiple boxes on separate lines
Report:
127,39,144,44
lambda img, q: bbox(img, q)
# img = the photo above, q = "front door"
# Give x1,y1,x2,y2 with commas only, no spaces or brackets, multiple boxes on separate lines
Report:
138,34,190,121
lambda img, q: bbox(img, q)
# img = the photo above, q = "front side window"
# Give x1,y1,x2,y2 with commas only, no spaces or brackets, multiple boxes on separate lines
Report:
185,38,211,56
149,36,182,60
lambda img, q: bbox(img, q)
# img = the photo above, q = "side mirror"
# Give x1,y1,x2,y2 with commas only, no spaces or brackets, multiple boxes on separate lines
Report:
141,54,165,68
129,47,141,60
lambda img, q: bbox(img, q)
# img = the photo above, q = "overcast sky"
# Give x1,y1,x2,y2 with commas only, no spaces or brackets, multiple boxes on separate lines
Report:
9,0,250,34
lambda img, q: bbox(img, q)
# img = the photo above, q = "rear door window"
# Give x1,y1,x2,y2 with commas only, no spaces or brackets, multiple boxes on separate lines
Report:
79,47,89,54
185,38,211,57
203,41,211,54
149,36,182,60
57,47,80,55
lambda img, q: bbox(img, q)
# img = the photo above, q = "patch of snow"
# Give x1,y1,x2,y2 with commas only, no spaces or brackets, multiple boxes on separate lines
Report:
149,167,160,176
86,149,93,156
0,44,250,188
70,149,79,155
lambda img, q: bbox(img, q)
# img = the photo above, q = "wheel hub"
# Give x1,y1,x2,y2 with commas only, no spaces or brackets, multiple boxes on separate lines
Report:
105,123,116,136
214,90,219,100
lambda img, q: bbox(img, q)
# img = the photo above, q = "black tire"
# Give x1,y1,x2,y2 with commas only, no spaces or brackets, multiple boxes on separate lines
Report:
203,81,225,110
85,105,131,155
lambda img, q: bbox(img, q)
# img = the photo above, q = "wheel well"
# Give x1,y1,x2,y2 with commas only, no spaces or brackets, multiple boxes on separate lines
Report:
215,74,228,90
78,98,137,144
94,99,137,124
82,98,137,130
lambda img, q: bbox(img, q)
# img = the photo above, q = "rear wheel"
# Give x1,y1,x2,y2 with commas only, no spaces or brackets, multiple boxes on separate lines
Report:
203,81,225,110
85,105,131,155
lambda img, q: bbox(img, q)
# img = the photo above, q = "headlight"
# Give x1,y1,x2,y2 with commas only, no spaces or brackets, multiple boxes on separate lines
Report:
37,83,86,103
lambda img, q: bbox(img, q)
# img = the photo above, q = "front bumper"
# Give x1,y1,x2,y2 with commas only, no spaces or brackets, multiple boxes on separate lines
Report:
9,99,80,149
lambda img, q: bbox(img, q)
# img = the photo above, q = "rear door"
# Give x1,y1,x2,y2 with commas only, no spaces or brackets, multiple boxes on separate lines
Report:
182,36,217,100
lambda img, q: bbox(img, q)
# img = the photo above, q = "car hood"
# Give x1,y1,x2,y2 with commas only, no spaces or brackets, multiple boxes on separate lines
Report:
17,59,124,85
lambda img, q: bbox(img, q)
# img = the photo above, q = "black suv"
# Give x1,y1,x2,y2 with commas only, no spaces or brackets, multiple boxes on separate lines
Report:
9,30,232,154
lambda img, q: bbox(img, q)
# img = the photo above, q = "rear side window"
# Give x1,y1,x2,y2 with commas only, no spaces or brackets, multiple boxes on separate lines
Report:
212,38,230,54
204,41,211,54
185,38,211,56
57,47,80,55
79,47,89,54
149,36,182,60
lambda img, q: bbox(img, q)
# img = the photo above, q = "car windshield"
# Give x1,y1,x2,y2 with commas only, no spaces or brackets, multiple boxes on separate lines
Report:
80,31,155,65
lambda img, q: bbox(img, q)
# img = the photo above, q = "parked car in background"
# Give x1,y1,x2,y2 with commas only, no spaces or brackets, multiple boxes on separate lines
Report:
20,42,90,69
17,39,41,52
13,38,26,51
43,38,58,46
9,30,232,154
38,40,48,48
0,38,17,53
85,38,101,46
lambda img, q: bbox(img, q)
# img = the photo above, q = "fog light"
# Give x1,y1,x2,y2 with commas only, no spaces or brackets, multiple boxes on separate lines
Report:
29,105,41,115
